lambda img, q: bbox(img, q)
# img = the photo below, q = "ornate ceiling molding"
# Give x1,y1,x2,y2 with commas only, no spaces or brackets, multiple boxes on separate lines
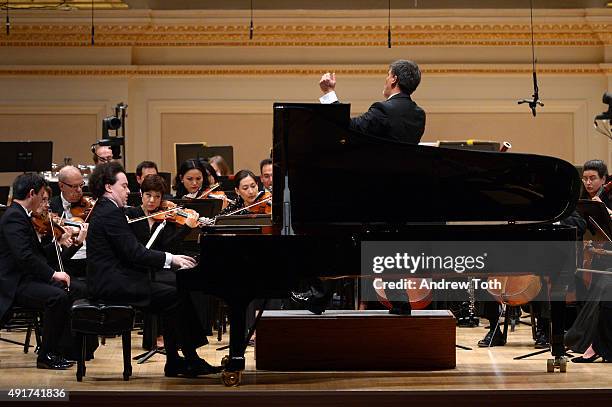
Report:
0,64,606,77
0,23,605,47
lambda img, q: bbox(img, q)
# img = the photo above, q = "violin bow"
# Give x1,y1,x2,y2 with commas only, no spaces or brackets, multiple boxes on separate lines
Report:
127,206,182,224
48,211,69,292
200,195,272,226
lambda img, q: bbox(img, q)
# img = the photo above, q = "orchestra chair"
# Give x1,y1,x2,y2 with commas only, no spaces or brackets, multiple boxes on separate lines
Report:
0,306,42,354
71,299,135,381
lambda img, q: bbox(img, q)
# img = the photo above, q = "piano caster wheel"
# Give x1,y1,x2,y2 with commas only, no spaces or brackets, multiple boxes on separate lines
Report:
221,355,229,367
222,370,242,387
547,357,568,373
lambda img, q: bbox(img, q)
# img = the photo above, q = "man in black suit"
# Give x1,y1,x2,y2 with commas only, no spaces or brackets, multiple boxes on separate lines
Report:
0,173,74,369
318,59,426,144
291,60,426,315
49,165,89,280
86,161,219,377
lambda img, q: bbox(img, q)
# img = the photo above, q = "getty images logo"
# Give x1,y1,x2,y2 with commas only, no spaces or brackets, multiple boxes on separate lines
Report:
372,252,487,274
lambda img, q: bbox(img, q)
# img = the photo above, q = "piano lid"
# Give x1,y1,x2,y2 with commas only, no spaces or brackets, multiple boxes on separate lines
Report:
272,103,581,230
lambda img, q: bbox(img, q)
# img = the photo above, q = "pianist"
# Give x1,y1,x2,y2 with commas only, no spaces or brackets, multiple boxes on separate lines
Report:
86,162,220,377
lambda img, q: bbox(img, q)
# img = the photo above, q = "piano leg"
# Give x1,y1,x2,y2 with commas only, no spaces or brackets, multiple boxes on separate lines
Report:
220,299,249,386
547,277,568,373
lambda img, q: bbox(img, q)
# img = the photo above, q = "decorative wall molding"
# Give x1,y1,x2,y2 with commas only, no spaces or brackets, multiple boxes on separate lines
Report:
0,64,608,77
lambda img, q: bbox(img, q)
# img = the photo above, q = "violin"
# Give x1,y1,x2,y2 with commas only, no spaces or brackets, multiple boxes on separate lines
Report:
195,183,220,199
31,211,76,239
70,196,96,222
152,201,201,228
128,201,203,229
246,191,272,215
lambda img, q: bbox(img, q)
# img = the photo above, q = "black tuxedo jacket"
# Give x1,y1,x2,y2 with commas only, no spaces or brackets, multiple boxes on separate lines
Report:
0,203,56,321
86,197,166,307
349,93,426,144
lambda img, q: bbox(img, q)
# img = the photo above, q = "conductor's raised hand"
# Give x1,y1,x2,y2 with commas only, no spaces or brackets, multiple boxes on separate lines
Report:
319,72,336,93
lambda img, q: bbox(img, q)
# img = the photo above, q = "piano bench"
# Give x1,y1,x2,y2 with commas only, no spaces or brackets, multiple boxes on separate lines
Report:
71,299,135,382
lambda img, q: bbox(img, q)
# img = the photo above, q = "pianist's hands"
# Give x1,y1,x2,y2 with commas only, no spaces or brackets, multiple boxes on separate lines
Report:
319,72,336,93
171,254,197,270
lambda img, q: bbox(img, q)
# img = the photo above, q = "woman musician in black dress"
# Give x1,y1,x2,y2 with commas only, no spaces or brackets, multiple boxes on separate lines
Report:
217,169,270,217
174,159,229,209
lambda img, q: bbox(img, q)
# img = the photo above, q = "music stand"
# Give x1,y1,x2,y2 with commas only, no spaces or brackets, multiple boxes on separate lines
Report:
0,141,53,173
174,143,206,175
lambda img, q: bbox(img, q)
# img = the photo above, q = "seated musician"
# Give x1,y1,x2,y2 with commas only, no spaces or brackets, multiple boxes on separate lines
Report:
478,211,587,348
218,169,268,216
86,162,220,377
208,155,231,176
581,159,612,213
0,173,85,369
135,160,160,186
174,159,210,199
260,158,273,193
125,174,192,284
566,272,612,363
49,165,89,280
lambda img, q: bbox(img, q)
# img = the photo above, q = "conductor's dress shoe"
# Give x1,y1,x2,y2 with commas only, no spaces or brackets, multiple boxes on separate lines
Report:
290,289,327,315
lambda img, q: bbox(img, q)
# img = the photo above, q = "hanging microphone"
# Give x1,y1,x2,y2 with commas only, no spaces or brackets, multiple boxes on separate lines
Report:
518,72,544,117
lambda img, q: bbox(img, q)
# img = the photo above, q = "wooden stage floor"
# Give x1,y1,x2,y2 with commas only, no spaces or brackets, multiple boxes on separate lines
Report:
1,318,611,406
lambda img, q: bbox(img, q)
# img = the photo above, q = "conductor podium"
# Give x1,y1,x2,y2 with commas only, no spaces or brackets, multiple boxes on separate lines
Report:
255,310,456,371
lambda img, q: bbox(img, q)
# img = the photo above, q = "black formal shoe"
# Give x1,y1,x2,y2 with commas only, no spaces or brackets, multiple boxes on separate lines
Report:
164,357,187,377
477,329,506,347
571,354,609,363
389,303,412,315
36,353,74,370
184,358,223,377
534,329,550,349
290,289,327,315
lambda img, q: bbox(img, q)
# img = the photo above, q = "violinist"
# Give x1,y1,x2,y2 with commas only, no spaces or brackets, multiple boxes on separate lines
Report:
49,165,89,280
125,174,192,275
218,169,270,216
174,159,209,199
0,174,75,370
581,159,612,213
87,162,220,377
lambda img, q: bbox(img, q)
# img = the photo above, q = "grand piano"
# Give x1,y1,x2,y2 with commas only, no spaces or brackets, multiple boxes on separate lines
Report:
177,103,582,386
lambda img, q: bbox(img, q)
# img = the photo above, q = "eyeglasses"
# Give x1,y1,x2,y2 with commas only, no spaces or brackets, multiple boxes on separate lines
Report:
582,176,601,184
60,181,85,190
